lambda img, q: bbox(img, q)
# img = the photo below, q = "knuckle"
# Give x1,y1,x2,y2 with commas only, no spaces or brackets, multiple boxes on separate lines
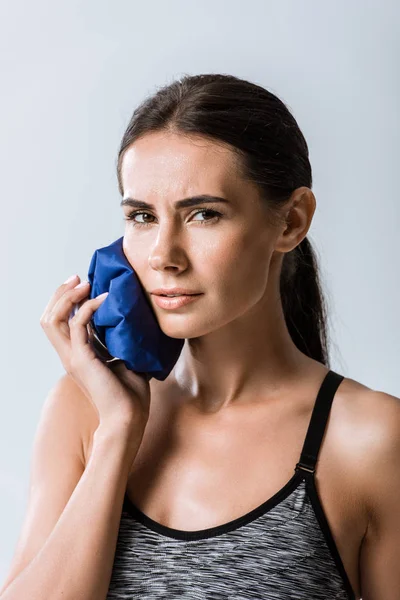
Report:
40,320,49,331
69,315,79,327
77,303,93,318
66,288,78,299
65,288,81,302
47,314,57,326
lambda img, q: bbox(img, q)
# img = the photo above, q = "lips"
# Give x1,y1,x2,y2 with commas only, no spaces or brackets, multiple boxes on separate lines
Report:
152,293,202,309
151,288,202,296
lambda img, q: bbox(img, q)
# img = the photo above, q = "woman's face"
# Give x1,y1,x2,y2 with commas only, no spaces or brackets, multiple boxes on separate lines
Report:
120,131,281,339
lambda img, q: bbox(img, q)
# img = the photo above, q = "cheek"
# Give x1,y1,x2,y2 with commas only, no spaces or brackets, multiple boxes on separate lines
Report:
197,232,270,300
122,236,147,271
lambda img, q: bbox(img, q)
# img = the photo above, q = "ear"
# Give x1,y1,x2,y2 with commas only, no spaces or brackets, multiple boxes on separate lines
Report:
274,187,316,253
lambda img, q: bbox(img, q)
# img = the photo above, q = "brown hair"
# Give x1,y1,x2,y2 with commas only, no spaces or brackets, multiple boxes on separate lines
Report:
116,73,330,366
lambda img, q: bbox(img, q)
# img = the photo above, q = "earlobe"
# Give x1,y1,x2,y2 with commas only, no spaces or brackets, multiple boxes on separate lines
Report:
274,226,298,255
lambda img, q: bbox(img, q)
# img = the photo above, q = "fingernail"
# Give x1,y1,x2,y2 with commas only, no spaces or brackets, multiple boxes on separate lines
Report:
64,274,78,284
75,280,89,289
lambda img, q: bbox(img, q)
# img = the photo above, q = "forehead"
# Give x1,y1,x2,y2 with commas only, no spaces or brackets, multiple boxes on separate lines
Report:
120,132,241,199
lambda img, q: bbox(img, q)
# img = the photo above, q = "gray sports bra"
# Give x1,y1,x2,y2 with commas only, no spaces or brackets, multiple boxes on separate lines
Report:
106,369,356,599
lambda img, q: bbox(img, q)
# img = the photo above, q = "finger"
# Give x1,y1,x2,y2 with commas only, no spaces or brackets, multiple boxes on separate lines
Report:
40,283,95,362
49,281,92,332
69,292,109,351
40,275,81,319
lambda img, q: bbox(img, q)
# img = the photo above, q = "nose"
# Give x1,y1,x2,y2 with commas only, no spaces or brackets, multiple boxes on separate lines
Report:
147,224,188,272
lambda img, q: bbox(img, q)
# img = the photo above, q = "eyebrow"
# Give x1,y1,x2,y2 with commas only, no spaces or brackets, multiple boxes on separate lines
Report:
120,194,231,211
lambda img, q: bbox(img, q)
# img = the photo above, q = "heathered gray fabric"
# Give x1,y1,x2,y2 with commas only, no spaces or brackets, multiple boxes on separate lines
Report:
105,471,355,599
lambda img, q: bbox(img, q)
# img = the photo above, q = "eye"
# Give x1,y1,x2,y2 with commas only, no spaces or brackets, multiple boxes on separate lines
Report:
124,208,222,228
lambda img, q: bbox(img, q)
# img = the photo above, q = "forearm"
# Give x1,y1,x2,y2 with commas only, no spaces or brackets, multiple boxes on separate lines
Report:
1,427,141,600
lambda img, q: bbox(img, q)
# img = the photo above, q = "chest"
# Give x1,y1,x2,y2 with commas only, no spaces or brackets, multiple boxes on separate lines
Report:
84,394,366,599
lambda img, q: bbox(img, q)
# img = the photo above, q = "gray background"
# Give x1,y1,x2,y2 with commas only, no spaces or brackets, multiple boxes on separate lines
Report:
0,0,398,586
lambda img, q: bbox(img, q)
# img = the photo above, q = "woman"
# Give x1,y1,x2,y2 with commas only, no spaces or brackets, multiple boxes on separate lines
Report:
1,74,399,600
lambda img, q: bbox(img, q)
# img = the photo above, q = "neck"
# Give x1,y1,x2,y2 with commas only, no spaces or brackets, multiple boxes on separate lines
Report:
162,290,321,414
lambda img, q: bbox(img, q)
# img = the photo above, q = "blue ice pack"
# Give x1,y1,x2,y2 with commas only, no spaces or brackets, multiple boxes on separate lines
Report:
87,236,184,381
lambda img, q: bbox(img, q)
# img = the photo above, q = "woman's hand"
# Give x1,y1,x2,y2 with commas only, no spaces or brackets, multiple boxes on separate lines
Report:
40,275,151,438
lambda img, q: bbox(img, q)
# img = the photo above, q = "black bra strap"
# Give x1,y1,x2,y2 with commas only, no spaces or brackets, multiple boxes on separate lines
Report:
295,370,345,476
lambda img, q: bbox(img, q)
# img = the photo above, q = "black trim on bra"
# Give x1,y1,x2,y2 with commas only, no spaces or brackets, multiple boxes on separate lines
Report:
305,473,356,600
123,469,304,541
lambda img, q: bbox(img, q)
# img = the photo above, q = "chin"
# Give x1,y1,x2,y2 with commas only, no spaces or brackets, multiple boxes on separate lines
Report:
160,319,218,340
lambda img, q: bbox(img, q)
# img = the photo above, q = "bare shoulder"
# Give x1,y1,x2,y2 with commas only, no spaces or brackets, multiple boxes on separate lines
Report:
335,374,400,499
339,375,400,446
352,380,400,498
335,374,400,454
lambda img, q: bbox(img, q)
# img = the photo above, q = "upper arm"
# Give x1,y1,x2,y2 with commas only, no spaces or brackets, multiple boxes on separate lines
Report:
358,391,400,600
0,374,89,595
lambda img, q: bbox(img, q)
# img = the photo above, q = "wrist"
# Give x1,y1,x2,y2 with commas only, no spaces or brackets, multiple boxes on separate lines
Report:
93,420,145,455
